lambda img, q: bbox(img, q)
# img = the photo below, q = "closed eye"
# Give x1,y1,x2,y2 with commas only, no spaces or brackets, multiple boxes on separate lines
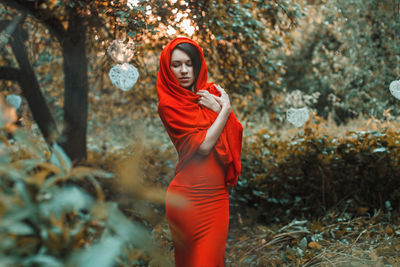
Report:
171,60,192,67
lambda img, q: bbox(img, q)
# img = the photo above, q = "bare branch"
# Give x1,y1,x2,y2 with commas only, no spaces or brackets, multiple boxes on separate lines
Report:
0,12,26,47
0,0,66,41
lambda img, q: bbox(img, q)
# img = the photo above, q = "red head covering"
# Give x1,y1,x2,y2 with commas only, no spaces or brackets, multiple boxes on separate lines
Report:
157,37,243,186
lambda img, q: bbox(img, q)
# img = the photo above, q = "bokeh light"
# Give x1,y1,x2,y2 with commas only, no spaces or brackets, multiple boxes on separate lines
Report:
127,0,139,8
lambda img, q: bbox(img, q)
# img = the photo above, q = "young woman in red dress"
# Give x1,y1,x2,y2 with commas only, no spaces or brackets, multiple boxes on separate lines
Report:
157,37,243,267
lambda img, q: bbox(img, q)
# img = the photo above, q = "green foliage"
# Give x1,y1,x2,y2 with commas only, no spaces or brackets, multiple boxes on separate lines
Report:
231,123,400,224
0,129,157,266
192,0,304,96
282,0,400,123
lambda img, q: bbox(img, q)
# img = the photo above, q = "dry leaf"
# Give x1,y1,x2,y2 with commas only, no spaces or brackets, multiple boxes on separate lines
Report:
370,249,378,261
308,241,322,250
385,226,394,235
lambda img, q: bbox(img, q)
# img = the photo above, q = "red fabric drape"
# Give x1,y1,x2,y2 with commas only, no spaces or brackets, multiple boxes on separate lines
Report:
157,37,243,186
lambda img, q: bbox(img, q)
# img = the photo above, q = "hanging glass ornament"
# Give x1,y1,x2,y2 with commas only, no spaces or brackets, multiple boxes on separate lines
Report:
107,39,135,64
6,94,22,110
108,39,139,91
286,107,309,127
389,80,400,99
108,63,139,92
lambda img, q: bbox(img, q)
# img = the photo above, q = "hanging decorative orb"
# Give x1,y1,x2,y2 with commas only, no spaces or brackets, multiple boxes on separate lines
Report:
108,63,139,91
286,107,309,127
6,94,22,110
389,80,400,100
107,39,136,64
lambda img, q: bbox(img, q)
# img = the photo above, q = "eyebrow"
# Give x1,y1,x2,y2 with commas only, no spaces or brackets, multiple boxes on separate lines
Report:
171,60,192,63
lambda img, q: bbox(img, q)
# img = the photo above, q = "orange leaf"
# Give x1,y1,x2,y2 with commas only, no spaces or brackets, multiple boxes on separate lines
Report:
308,241,322,250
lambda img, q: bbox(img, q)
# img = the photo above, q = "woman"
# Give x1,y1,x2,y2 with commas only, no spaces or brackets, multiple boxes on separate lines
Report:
157,37,243,267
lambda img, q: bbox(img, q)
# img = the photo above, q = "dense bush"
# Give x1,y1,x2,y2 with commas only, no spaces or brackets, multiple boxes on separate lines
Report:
231,121,400,224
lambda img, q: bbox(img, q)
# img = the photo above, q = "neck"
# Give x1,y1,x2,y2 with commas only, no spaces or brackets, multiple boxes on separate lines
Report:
185,85,195,93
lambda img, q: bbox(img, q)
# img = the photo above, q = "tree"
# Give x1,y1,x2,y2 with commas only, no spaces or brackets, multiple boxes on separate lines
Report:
0,0,149,162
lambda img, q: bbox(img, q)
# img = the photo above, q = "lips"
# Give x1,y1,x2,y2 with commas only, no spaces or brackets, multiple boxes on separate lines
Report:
179,77,190,82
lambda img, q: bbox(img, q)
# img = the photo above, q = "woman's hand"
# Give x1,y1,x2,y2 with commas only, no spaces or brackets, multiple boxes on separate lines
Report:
196,90,222,113
212,84,231,110
196,84,232,156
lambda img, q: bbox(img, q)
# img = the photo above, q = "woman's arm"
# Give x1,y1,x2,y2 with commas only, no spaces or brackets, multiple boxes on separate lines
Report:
197,85,231,155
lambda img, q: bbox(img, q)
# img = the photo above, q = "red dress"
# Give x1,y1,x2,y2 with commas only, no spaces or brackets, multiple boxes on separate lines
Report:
166,151,229,267
157,37,243,267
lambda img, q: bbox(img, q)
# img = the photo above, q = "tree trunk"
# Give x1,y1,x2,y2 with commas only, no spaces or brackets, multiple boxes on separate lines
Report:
58,10,88,162
8,23,59,146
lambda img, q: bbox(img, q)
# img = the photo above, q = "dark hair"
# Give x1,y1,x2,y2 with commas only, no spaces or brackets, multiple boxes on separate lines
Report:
173,43,202,90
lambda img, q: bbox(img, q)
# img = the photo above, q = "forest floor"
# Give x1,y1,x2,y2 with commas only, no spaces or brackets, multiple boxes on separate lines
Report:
225,212,400,266
151,208,400,266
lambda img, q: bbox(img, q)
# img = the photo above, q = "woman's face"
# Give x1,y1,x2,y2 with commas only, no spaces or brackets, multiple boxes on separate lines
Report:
170,48,195,89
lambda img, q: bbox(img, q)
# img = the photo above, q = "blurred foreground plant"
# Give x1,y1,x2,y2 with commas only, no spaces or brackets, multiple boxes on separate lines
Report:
0,124,168,266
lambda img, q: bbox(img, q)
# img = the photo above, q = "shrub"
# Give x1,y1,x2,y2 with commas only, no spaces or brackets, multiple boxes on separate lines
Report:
231,120,400,224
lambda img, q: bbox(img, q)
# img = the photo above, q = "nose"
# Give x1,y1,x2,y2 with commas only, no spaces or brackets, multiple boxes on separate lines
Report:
181,64,188,74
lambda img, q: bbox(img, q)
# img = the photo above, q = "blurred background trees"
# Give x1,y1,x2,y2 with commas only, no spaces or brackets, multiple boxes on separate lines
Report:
0,0,150,161
2,0,400,154
283,0,400,124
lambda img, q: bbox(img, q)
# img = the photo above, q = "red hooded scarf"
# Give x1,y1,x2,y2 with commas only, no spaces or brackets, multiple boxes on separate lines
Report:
157,37,243,186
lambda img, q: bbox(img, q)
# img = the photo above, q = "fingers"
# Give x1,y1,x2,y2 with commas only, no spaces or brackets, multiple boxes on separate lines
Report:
199,95,219,105
211,94,222,104
198,96,210,103
196,90,209,96
198,99,211,108
215,84,226,94
196,87,226,106
198,86,226,95
197,91,213,104
197,87,226,98
197,96,207,105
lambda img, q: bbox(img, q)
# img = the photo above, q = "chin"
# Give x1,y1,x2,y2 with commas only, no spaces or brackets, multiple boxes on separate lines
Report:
182,83,194,90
